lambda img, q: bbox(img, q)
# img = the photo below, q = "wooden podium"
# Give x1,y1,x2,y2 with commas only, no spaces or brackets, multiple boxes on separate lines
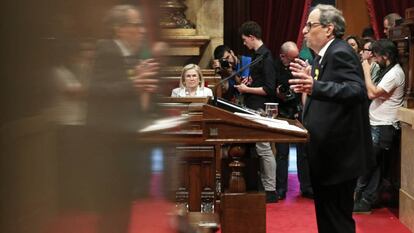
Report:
139,97,308,233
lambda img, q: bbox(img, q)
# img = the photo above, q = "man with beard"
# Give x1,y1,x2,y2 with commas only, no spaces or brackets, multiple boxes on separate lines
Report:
212,45,251,103
353,39,405,214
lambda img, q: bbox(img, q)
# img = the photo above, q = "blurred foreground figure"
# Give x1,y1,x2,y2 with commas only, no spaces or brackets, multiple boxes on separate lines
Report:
84,4,159,233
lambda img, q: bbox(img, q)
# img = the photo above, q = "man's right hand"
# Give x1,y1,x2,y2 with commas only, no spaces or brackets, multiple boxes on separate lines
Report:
289,58,313,95
241,76,252,85
134,58,159,93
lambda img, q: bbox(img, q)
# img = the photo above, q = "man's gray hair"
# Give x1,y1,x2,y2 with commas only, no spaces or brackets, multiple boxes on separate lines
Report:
280,41,298,54
384,13,402,27
315,4,346,39
104,5,139,36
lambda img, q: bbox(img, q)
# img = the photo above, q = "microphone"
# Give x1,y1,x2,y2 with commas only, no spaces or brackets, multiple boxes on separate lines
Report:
213,51,269,106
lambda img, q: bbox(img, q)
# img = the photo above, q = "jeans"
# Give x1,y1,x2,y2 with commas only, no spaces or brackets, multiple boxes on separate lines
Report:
355,125,396,204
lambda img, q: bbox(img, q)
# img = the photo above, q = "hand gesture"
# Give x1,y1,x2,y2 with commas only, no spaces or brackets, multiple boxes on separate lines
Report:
234,83,249,94
241,76,252,85
361,59,371,73
289,58,313,95
134,58,159,93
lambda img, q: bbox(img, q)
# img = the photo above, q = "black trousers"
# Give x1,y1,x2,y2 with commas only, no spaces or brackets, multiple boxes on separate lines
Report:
312,178,357,233
275,143,312,193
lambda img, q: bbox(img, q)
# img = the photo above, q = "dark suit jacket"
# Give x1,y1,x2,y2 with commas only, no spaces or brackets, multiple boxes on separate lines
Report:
83,39,152,204
86,39,150,133
303,38,374,185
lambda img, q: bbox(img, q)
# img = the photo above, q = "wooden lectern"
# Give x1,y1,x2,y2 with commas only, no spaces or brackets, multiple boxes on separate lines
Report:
139,97,308,233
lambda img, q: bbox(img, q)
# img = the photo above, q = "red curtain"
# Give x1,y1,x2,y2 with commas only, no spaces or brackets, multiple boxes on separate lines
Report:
224,0,251,56
366,0,414,39
224,0,310,57
250,0,310,56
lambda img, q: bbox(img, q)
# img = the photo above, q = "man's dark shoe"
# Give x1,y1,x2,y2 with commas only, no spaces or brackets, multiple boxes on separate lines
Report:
276,190,286,200
353,198,372,214
265,191,278,203
301,190,314,199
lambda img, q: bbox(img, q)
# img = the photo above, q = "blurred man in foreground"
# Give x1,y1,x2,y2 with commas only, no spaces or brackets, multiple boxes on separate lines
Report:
85,4,159,233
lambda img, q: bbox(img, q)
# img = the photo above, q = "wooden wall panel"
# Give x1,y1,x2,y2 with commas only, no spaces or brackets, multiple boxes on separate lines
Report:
337,0,370,38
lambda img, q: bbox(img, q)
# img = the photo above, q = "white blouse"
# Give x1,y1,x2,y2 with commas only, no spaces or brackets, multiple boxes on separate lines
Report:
171,86,213,97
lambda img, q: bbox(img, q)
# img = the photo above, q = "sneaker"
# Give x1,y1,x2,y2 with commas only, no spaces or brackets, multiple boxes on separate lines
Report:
353,198,372,214
265,191,278,203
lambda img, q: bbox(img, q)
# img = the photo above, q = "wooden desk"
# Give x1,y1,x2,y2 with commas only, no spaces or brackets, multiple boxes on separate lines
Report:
397,107,414,232
139,99,308,233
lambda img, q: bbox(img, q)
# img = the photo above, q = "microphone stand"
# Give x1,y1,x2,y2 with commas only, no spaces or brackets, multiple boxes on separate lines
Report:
213,51,268,106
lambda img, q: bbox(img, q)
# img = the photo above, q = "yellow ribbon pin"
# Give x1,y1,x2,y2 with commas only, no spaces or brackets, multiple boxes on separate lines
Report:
314,68,319,80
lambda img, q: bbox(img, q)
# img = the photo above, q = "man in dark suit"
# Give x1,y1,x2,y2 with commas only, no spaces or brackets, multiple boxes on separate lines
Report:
289,4,373,233
85,5,159,233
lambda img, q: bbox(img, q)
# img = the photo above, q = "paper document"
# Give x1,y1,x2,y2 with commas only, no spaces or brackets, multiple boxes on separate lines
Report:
234,112,306,133
138,115,189,133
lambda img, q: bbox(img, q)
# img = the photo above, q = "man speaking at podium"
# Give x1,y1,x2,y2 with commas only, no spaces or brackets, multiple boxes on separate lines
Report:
235,21,278,203
289,4,373,233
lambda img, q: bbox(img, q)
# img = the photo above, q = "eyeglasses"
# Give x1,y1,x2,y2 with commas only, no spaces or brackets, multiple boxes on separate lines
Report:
305,22,323,31
362,48,372,52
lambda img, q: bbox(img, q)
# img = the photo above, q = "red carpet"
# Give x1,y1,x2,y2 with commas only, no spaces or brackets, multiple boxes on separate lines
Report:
265,174,412,233
44,173,412,233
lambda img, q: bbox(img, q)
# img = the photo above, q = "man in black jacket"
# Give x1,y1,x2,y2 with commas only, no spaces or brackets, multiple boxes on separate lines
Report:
289,4,373,233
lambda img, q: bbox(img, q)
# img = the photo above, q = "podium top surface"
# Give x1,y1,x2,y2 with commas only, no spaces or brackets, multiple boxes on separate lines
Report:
139,98,308,144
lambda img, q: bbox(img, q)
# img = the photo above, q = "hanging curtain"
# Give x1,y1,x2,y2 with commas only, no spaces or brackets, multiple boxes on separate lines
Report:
250,0,310,56
224,0,251,56
296,0,312,49
224,0,310,57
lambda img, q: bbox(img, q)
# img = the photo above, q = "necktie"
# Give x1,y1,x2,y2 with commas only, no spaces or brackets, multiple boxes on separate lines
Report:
312,55,321,81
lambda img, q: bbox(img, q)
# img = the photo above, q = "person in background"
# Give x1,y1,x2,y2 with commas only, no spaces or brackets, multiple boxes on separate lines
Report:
345,35,361,55
383,13,402,38
235,21,278,203
289,4,373,233
274,41,313,200
359,39,381,85
299,41,315,64
171,63,213,97
353,39,405,214
212,45,251,103
361,26,375,41
48,39,92,126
